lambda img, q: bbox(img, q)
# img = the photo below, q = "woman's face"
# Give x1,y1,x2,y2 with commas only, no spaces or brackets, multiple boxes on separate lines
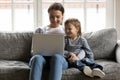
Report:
49,10,63,28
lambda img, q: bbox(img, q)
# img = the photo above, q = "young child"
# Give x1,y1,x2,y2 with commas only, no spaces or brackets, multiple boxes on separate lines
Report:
64,18,105,78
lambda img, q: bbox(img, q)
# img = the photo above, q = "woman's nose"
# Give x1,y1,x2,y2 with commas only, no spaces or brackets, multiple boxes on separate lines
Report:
53,17,57,22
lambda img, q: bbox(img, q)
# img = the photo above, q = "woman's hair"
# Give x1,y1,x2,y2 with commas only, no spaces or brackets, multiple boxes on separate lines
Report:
48,2,64,15
64,18,82,36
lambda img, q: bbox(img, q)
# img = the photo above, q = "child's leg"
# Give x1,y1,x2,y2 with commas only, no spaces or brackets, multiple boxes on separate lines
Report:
89,62,105,78
72,60,85,71
92,68,105,78
81,59,105,78
73,60,93,77
83,66,93,77
81,58,103,70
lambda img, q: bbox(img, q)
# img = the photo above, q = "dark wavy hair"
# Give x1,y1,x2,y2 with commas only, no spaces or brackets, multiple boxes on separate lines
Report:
48,2,64,15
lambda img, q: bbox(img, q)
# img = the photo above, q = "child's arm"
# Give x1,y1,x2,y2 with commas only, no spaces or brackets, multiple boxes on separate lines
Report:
64,50,71,58
77,50,85,60
64,51,80,62
68,52,80,62
81,37,94,59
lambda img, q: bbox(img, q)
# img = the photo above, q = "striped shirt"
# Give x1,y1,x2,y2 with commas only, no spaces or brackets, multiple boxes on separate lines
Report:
64,36,94,60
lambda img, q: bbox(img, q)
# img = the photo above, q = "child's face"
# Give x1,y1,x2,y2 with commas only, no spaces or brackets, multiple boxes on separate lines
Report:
65,23,79,39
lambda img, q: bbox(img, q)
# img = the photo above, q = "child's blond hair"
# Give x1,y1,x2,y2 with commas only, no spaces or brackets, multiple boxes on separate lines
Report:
64,18,82,36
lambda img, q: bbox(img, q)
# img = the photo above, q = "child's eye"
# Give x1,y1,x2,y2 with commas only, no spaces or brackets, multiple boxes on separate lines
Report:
69,28,71,30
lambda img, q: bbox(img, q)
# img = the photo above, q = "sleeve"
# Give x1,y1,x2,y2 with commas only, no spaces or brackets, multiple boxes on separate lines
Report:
64,36,71,58
64,50,70,58
82,37,94,60
77,49,85,60
35,28,44,34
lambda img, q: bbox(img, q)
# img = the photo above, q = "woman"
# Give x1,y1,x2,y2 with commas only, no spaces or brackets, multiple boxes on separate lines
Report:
29,2,68,80
35,2,65,34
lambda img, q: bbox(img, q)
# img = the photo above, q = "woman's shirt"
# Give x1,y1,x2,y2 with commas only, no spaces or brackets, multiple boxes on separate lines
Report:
64,36,94,60
35,25,65,34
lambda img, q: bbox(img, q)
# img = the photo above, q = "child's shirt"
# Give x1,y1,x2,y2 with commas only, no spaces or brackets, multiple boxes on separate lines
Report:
64,36,94,60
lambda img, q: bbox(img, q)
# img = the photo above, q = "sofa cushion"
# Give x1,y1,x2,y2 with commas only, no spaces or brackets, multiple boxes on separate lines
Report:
0,60,29,80
61,60,120,80
96,59,120,80
83,28,117,60
0,32,33,61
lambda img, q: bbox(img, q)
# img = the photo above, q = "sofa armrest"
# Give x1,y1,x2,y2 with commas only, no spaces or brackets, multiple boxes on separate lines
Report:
116,40,120,63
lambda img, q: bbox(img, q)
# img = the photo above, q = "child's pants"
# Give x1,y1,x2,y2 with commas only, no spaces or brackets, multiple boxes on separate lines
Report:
68,58,103,72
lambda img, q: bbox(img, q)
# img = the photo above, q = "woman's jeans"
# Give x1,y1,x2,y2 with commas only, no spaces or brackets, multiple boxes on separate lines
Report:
29,54,68,80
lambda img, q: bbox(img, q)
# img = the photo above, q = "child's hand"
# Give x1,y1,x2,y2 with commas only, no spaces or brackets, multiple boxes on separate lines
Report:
68,52,80,62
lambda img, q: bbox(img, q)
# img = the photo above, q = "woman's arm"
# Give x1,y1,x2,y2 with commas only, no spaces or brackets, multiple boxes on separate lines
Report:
35,28,44,34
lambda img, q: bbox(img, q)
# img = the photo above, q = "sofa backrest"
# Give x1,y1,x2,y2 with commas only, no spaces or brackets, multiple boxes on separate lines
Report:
83,28,117,60
0,32,33,62
0,28,117,61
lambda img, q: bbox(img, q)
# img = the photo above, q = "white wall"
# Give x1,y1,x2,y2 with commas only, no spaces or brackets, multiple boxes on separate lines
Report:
115,0,120,40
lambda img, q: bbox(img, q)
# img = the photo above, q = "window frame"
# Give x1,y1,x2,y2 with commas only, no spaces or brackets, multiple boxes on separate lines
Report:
35,0,115,32
0,0,34,32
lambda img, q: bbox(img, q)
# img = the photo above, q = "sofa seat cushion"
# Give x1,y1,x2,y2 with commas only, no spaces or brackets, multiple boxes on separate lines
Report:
0,60,29,80
62,68,97,80
60,60,120,80
42,60,120,80
96,59,120,80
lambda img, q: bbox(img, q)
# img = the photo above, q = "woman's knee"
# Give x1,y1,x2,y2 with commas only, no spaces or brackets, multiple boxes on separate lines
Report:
30,55,45,64
51,54,68,69
51,54,65,63
32,54,43,60
52,54,63,60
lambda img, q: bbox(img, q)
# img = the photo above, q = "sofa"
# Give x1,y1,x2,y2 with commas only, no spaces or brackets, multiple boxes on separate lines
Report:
0,28,120,80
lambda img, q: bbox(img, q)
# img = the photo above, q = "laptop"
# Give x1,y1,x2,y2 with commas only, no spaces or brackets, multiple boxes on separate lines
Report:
31,34,64,56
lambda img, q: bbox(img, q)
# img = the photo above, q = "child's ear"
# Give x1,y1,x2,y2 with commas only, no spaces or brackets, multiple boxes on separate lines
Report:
76,27,80,31
76,27,80,35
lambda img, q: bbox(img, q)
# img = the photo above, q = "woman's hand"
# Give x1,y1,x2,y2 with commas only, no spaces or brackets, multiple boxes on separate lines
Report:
68,52,80,62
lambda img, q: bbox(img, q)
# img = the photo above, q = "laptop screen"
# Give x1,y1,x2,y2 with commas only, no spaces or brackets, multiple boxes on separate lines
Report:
32,34,64,56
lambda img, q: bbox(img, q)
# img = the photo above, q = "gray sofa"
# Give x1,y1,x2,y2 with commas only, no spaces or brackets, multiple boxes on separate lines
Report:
0,28,120,80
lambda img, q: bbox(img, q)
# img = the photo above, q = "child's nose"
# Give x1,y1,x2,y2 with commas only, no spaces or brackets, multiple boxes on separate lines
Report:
66,30,69,32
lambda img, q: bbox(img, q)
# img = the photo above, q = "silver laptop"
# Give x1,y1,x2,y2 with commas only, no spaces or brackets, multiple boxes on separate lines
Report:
31,34,64,56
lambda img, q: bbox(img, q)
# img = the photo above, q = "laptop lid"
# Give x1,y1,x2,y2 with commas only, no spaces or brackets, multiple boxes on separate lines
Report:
32,34,64,56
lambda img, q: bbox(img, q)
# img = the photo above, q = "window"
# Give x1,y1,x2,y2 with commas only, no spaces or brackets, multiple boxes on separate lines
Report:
37,0,114,32
0,0,34,32
0,0,114,32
